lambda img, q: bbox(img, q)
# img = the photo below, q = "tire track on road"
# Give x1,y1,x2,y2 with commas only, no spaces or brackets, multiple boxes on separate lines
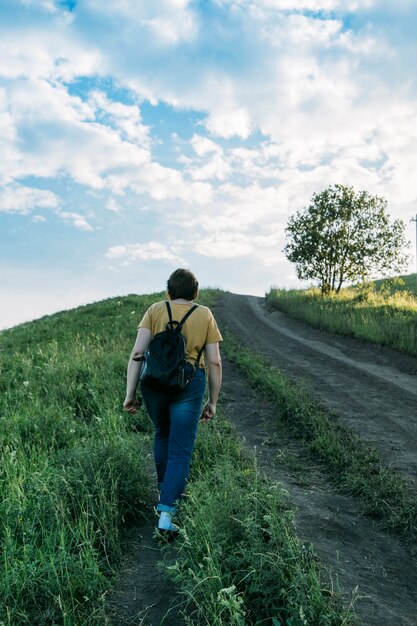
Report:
215,292,417,489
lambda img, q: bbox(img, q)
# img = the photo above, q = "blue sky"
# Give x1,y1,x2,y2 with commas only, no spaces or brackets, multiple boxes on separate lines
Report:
1,0,417,329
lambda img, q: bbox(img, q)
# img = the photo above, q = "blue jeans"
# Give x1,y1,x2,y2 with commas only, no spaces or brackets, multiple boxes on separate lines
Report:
140,366,206,513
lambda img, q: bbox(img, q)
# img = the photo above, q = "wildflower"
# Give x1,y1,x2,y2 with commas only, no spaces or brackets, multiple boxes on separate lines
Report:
69,428,75,434
23,380,29,386
299,606,308,625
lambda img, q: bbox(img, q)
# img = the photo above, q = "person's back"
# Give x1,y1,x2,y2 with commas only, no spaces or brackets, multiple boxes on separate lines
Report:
139,301,202,393
139,300,221,370
123,269,222,535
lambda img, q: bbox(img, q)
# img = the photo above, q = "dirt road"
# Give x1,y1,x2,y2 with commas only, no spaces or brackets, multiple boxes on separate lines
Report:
108,292,417,625
213,292,417,626
215,292,417,490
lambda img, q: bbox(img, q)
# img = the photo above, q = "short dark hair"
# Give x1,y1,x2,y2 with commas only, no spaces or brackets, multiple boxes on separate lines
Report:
167,268,199,300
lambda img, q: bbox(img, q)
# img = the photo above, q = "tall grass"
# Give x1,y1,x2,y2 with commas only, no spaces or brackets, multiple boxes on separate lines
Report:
0,294,161,625
0,289,227,624
266,275,417,357
169,418,357,626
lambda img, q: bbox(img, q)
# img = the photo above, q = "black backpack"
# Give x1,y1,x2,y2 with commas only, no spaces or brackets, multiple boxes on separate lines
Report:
140,301,202,393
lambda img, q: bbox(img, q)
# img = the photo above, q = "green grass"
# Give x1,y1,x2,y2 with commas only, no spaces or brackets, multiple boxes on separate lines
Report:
223,332,417,543
0,287,227,625
1,288,360,625
266,274,417,357
0,292,165,625
169,417,357,626
375,273,417,295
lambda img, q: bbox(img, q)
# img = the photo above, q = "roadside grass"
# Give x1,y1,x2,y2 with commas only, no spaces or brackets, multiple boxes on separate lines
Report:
168,417,358,626
266,274,417,357
224,332,417,544
275,449,315,487
0,293,164,625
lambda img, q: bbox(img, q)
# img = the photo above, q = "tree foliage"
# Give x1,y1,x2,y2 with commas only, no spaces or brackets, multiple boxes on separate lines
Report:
284,184,409,295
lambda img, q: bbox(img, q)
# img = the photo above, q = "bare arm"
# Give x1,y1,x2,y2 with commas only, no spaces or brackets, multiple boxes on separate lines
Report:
201,342,222,422
123,327,152,414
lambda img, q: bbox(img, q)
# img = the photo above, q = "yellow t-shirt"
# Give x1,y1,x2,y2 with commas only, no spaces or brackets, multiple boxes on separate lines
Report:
138,301,223,369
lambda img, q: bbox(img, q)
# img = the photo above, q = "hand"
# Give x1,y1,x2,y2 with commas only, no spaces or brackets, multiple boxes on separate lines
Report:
201,401,216,423
123,397,138,414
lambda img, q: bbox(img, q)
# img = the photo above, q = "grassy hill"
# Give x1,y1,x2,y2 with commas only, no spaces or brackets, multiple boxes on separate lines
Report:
0,293,161,624
0,290,357,625
374,272,417,295
266,274,417,357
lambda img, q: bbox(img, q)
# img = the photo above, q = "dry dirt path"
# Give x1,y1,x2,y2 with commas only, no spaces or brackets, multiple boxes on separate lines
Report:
215,292,417,490
213,293,417,626
106,514,185,625
219,355,417,626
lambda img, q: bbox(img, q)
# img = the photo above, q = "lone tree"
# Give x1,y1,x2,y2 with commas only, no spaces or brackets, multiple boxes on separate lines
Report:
285,184,409,295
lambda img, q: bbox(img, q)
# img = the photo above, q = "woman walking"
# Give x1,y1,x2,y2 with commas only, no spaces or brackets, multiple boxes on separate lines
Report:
123,269,222,533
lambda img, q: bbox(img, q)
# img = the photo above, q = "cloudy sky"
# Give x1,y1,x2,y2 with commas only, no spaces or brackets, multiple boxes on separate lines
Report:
1,0,417,329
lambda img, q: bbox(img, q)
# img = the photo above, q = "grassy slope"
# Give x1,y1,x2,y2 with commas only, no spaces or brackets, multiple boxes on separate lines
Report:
0,290,357,626
266,274,417,357
374,273,417,294
0,293,159,625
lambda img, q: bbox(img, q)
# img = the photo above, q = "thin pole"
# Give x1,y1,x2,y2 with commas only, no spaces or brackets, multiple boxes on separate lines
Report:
414,214,417,274
413,214,417,274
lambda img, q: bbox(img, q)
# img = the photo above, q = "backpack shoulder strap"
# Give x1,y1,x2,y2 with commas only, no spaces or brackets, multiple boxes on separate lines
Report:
177,304,199,331
194,343,205,370
179,304,204,369
165,301,174,328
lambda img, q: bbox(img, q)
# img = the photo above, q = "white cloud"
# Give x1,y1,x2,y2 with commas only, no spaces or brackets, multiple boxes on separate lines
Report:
216,0,375,10
0,25,101,83
196,232,253,258
194,228,284,266
2,0,417,330
18,0,59,13
141,15,197,45
214,183,287,227
88,91,150,147
0,78,152,188
0,182,59,214
84,0,198,45
191,134,222,156
106,197,123,212
105,241,185,264
58,211,95,231
2,0,416,214
118,163,214,203
186,134,232,180
206,104,251,139
1,73,216,204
